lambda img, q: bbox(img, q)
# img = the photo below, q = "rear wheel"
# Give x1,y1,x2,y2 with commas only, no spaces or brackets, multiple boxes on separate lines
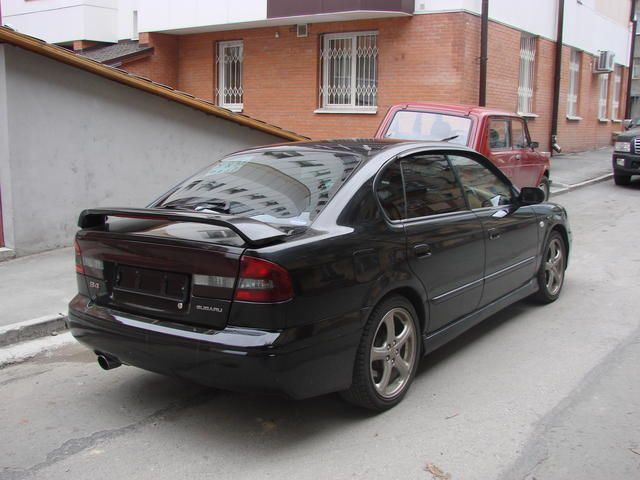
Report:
532,231,566,304
538,176,550,201
341,296,420,411
614,174,631,186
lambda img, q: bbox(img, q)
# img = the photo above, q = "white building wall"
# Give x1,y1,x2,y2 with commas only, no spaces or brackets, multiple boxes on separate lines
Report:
414,0,632,66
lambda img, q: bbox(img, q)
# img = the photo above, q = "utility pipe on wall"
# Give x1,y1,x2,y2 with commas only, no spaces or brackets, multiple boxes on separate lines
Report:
625,0,637,119
479,0,489,106
550,0,565,154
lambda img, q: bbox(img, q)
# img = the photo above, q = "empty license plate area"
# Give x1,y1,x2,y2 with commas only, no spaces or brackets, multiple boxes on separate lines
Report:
114,265,190,304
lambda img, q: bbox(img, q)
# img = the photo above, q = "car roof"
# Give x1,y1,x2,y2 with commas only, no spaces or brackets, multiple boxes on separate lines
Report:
232,139,478,161
388,102,518,118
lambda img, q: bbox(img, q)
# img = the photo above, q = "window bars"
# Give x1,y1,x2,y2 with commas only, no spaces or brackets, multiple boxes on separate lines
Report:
611,66,622,120
517,35,536,115
217,41,244,112
567,49,580,117
598,73,609,120
320,32,378,110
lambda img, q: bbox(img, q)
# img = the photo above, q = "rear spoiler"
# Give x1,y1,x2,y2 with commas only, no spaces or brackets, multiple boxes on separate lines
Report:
78,208,288,247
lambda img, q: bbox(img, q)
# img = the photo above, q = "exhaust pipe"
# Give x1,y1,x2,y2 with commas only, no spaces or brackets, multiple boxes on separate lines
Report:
97,353,122,370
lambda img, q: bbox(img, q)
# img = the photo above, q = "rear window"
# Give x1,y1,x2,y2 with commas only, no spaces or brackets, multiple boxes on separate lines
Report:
155,149,361,226
383,111,471,145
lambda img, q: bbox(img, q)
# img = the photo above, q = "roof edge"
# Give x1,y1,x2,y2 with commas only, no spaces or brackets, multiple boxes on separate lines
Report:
0,27,307,142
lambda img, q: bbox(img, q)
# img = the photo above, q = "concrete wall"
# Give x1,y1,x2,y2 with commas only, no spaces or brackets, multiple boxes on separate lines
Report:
0,44,284,256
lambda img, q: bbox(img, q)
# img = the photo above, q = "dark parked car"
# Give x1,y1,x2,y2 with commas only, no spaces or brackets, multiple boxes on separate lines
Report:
69,140,571,411
613,130,640,185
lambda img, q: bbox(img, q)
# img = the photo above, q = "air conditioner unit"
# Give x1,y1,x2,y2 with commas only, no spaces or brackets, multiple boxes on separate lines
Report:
296,24,308,38
594,51,615,73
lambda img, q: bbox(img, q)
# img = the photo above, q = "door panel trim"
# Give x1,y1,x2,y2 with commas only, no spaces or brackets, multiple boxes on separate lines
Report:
432,278,483,304
485,256,536,281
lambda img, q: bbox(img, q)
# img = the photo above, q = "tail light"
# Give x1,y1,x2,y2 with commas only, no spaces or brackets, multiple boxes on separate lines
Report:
74,240,84,274
234,256,293,303
74,239,104,278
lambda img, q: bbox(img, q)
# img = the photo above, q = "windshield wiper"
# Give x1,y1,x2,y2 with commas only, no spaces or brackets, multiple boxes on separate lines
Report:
440,134,460,142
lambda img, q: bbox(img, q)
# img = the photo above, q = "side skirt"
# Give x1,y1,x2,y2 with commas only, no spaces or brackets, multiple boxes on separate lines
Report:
422,279,538,356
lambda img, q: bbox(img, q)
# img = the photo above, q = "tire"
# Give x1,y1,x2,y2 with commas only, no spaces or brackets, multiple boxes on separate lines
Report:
340,296,420,411
532,231,566,304
614,174,631,186
538,176,550,201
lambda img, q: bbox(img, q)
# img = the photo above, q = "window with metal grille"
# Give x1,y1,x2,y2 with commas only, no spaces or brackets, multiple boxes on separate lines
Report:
611,66,622,120
320,32,378,111
216,41,243,112
567,49,580,117
598,74,609,120
517,35,536,115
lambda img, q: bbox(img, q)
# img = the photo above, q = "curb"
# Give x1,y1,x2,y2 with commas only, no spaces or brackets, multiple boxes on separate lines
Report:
550,173,613,197
0,314,68,348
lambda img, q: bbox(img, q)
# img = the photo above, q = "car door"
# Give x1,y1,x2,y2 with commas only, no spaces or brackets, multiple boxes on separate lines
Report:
510,117,543,188
486,117,517,182
377,152,486,333
448,153,539,306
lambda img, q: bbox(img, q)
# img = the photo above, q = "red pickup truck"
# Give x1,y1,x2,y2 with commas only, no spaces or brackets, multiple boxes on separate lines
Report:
375,103,551,199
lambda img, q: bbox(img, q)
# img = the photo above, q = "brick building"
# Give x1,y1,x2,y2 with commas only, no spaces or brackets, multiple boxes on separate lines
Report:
1,0,634,152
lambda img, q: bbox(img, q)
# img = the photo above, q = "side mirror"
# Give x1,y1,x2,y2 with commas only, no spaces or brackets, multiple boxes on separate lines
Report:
529,141,539,149
519,187,545,205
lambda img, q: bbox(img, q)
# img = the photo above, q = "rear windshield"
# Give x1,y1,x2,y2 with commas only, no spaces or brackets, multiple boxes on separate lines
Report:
383,111,471,145
155,149,361,226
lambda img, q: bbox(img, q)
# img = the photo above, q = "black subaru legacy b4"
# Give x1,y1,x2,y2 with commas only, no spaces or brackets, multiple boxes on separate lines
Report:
70,140,571,411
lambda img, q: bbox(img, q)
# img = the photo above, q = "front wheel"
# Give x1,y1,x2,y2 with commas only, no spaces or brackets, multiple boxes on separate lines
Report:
340,296,420,411
532,231,566,304
538,176,550,201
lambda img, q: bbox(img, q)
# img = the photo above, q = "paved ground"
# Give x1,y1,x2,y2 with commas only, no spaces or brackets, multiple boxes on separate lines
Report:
0,178,639,480
0,247,75,327
550,147,612,193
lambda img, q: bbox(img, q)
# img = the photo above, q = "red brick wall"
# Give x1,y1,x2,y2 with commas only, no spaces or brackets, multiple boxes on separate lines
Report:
125,33,179,88
127,12,625,152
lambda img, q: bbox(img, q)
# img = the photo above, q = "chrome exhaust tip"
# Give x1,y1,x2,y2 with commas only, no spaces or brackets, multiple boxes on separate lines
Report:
97,353,122,370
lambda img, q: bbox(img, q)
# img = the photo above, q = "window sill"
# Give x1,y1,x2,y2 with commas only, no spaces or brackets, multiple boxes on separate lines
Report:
314,107,378,115
598,118,609,124
611,119,622,123
566,115,582,121
221,105,243,113
517,112,539,119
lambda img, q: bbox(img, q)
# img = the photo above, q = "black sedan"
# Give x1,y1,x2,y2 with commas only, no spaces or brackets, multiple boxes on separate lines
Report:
69,140,571,411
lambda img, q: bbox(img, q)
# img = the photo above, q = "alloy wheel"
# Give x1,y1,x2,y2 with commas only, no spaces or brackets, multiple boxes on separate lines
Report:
544,237,565,296
370,308,418,399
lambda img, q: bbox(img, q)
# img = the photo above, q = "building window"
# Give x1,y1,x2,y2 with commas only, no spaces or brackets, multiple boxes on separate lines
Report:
517,34,537,115
319,31,378,112
567,49,580,117
216,41,244,112
598,74,609,120
611,66,622,120
633,59,640,80
132,10,139,40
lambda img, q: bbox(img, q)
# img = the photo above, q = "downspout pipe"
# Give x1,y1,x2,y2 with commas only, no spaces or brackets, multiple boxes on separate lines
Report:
550,0,565,155
479,0,489,106
625,0,637,119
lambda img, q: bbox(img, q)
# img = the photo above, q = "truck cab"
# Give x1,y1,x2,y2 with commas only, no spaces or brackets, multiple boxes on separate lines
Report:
375,103,551,199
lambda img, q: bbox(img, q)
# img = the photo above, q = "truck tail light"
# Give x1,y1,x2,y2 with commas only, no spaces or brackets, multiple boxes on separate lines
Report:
233,256,293,303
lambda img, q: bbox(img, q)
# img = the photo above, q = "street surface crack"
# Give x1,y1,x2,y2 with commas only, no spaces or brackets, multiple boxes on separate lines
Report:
1,389,212,480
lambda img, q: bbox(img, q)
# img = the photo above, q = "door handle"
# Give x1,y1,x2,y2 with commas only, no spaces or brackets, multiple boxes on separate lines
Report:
413,244,432,258
488,228,501,240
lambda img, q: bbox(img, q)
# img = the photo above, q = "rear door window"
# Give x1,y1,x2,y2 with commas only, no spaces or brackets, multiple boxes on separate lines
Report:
448,154,513,209
377,153,467,220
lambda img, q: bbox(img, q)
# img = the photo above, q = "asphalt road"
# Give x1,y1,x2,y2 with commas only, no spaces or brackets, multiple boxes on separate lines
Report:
1,180,639,480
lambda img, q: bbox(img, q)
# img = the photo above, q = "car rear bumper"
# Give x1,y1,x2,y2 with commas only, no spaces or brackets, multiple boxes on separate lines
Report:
68,295,364,399
612,153,640,175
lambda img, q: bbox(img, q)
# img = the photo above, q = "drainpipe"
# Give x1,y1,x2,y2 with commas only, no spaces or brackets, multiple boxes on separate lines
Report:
625,0,637,119
479,0,489,106
550,0,564,155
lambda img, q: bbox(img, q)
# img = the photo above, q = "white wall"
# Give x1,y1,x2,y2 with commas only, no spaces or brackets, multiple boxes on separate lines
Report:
0,44,284,255
138,0,267,34
414,0,632,66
